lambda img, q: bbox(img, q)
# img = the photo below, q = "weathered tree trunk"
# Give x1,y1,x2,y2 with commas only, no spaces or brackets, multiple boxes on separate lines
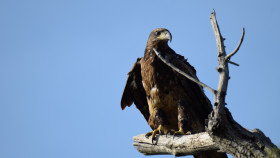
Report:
133,10,280,158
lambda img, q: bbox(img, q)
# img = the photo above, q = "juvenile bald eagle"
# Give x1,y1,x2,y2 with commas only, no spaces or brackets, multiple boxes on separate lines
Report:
121,28,227,158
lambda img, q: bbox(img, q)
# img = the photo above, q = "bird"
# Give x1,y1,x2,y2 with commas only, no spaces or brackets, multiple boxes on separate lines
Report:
121,28,227,158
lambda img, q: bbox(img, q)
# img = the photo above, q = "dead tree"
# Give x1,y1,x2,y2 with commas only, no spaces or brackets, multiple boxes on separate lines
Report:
133,10,280,158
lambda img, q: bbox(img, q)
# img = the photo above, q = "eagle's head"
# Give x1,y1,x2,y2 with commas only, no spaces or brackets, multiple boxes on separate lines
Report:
147,28,172,48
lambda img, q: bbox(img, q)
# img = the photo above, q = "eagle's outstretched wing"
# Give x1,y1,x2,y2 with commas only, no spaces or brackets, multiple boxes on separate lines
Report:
121,58,150,122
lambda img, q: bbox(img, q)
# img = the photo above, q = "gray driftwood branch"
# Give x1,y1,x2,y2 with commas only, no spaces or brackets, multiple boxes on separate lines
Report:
133,132,218,156
133,10,280,157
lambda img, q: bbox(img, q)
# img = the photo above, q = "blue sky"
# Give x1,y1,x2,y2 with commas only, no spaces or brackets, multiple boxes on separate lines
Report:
0,0,279,158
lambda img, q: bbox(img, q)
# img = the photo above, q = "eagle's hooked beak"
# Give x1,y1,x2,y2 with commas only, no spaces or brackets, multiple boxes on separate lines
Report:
157,30,172,42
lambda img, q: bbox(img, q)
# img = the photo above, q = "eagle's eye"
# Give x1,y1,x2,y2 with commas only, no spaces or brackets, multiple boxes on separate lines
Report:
155,31,161,36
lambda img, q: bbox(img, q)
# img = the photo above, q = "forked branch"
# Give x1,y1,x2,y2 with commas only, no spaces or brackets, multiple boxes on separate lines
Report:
207,10,279,158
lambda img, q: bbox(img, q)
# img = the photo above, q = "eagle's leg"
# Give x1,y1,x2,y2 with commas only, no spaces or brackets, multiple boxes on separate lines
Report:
145,109,168,143
177,99,192,135
166,100,192,137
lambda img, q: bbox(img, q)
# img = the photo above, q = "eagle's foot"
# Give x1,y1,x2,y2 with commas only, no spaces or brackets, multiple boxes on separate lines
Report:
166,128,191,139
145,125,164,144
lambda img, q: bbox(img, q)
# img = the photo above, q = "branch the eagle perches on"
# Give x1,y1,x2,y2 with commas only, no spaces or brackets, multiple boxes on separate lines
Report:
133,10,280,158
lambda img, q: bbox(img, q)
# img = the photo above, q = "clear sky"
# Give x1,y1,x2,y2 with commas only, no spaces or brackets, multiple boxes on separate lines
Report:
0,0,279,158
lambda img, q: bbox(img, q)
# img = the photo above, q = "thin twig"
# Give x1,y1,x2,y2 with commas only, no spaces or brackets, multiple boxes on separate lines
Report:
153,48,216,94
227,60,239,66
225,28,245,60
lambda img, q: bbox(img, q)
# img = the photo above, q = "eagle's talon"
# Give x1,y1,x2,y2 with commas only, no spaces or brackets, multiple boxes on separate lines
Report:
165,129,172,137
165,128,191,139
145,132,153,139
152,137,157,144
145,125,165,143
165,129,176,137
172,130,185,139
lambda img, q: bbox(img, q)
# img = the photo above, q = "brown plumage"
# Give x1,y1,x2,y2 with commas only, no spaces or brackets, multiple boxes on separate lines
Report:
121,28,227,158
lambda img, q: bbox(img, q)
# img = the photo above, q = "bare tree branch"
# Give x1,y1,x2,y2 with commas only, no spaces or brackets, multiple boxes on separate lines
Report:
153,48,216,94
209,9,228,123
225,28,245,60
133,132,219,156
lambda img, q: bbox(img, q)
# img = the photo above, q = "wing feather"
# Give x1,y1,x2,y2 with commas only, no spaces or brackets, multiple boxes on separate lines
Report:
121,58,150,122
